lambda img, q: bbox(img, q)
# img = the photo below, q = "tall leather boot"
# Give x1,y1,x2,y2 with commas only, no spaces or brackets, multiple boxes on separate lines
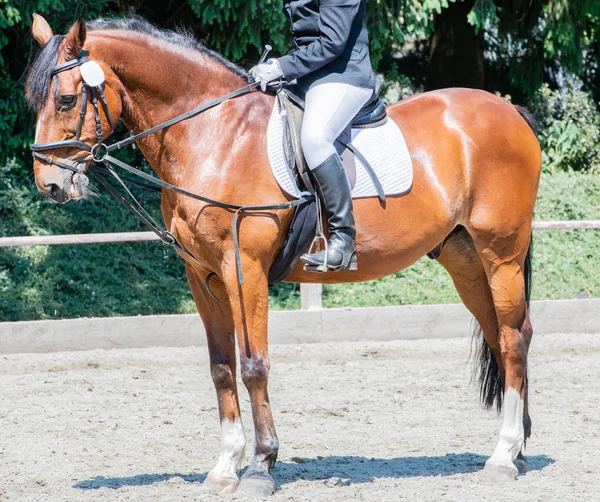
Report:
301,154,357,271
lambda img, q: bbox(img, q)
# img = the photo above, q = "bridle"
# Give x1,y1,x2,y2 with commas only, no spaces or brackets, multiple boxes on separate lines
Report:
30,50,116,173
29,45,312,289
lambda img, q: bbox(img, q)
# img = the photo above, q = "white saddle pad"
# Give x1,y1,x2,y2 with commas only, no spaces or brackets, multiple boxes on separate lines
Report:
266,99,413,199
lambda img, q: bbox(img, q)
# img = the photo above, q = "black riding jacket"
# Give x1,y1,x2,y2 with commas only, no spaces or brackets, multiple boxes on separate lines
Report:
278,0,375,91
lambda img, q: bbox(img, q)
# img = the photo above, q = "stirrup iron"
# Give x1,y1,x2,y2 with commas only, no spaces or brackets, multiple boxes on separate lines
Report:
303,234,328,273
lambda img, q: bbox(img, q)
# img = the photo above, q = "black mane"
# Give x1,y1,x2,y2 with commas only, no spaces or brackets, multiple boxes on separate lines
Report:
26,16,250,112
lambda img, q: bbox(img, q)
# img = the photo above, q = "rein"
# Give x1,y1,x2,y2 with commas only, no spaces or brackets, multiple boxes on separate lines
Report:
30,48,313,287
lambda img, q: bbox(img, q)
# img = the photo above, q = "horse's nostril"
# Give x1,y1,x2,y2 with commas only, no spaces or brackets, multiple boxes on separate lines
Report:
44,183,60,198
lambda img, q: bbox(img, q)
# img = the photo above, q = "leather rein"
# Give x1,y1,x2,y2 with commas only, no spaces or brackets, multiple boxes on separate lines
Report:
30,49,312,287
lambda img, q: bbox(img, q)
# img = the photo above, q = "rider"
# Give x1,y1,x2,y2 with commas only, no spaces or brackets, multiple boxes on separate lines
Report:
252,0,375,272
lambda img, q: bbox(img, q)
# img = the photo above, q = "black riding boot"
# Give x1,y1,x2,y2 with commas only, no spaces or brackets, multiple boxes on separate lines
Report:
301,154,357,271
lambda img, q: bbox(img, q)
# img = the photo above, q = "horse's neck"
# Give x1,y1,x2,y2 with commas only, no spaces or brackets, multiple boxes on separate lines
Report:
89,33,256,184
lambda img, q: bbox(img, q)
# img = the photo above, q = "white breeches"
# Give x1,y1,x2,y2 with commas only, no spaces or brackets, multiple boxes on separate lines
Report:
301,82,373,168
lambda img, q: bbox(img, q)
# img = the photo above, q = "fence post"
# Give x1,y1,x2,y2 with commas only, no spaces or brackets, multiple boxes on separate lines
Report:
300,283,323,310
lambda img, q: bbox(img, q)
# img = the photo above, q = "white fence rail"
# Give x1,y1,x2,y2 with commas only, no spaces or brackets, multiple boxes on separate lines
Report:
0,232,160,247
1,220,599,310
532,220,600,230
2,299,599,354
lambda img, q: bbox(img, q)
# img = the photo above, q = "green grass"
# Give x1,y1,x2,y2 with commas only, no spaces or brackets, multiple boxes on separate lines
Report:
1,162,599,321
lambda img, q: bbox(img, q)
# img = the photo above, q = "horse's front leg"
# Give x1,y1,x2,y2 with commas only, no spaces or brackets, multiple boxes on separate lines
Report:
223,256,279,497
186,265,246,494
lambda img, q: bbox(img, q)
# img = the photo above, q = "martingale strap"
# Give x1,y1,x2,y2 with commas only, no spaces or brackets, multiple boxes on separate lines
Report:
89,155,312,286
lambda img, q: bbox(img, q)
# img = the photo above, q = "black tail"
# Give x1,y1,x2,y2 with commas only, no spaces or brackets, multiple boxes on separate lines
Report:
473,233,533,412
524,233,533,307
515,105,538,136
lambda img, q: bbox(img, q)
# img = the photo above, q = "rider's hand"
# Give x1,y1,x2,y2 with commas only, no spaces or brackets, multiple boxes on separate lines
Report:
251,58,283,92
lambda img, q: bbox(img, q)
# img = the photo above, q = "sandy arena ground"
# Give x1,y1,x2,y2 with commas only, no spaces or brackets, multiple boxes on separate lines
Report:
0,332,598,501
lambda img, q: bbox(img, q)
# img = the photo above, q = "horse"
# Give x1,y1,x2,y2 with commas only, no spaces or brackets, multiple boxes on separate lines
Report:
27,14,541,496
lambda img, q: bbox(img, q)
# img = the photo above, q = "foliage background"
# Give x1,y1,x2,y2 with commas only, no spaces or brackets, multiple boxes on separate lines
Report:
1,0,599,320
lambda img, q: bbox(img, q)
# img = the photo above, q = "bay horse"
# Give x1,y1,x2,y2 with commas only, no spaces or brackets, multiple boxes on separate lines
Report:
27,15,541,496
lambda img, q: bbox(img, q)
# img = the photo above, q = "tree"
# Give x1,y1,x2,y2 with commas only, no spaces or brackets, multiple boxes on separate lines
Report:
423,0,600,96
2,0,600,168
426,0,485,90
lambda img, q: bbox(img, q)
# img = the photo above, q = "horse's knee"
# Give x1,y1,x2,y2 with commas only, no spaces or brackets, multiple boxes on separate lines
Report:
211,362,235,389
240,356,270,389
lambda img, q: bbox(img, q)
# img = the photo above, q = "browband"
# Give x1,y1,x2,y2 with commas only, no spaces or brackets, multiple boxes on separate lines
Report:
52,50,89,75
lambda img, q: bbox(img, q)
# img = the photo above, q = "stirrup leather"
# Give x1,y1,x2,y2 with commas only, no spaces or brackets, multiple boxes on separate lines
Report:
304,196,329,273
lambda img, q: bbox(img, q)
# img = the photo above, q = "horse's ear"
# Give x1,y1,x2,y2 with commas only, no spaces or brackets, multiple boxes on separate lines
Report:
32,14,54,45
64,17,86,59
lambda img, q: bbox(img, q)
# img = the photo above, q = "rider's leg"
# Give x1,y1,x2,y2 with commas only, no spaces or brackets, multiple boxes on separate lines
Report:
299,82,372,271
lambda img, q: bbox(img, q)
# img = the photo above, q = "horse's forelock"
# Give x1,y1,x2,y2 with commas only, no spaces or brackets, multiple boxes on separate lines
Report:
26,35,65,112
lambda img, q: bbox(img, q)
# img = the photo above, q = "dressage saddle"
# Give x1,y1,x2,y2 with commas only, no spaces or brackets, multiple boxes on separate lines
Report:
267,81,387,286
276,79,387,196
282,78,387,127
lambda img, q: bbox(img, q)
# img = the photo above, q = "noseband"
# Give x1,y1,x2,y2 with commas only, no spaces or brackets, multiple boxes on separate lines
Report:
30,50,116,173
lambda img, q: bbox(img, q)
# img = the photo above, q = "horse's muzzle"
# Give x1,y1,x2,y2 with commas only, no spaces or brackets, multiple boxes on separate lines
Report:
37,170,89,203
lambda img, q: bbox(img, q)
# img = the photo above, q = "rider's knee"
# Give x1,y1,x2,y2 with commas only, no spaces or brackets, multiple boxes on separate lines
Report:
301,127,333,168
301,127,324,153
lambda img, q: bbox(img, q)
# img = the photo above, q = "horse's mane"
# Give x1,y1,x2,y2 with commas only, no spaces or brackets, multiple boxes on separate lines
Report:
87,17,250,81
26,16,250,113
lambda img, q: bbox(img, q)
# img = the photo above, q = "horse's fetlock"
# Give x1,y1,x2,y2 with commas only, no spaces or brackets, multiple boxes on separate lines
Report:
254,436,279,468
262,436,279,457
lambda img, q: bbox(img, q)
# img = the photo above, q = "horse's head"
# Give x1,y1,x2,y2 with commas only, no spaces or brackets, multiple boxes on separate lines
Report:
27,15,123,203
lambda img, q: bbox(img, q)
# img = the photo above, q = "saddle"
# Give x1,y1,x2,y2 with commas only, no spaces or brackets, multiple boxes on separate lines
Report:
268,81,388,286
276,80,387,199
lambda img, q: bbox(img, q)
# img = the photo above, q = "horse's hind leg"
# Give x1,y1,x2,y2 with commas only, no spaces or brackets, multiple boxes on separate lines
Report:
186,265,246,494
436,228,502,405
437,227,532,476
470,226,534,480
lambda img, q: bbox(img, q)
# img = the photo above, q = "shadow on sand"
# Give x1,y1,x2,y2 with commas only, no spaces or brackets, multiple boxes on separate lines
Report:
73,452,554,490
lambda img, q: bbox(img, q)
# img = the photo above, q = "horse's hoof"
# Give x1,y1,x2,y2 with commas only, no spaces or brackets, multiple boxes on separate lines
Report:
203,472,240,494
516,452,529,474
235,475,275,498
483,460,518,481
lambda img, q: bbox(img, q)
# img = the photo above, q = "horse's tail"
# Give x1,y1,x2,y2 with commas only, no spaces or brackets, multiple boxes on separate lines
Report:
514,105,538,136
474,233,533,412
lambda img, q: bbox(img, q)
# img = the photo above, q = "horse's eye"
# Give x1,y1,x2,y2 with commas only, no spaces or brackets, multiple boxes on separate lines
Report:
58,94,77,110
